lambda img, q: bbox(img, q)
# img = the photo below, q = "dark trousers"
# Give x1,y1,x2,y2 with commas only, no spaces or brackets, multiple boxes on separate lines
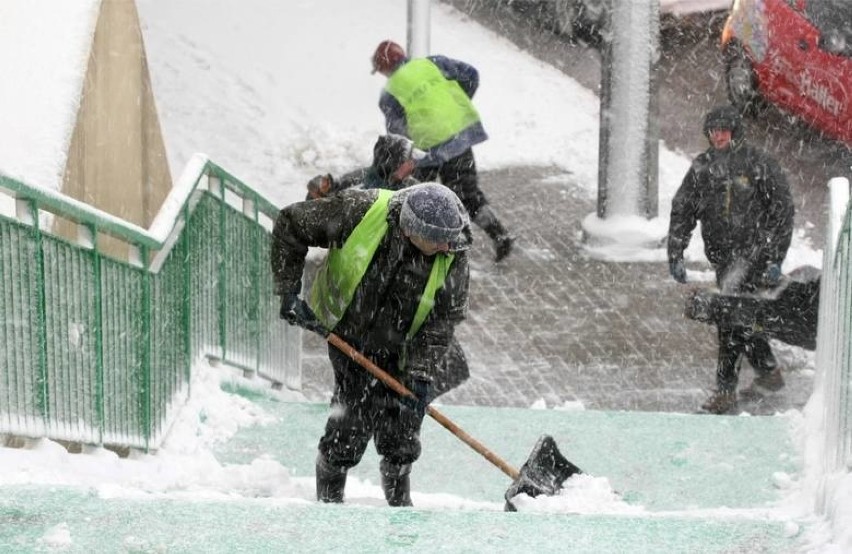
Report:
413,149,487,219
318,345,424,469
716,325,778,392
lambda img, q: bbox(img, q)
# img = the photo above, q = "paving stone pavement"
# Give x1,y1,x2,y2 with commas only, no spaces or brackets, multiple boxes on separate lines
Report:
300,166,816,416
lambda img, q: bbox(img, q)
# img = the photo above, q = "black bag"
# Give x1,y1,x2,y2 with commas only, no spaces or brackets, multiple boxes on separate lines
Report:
686,266,820,350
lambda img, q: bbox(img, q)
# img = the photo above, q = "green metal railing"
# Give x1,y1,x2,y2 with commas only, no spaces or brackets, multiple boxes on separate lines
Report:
0,154,300,450
815,177,852,475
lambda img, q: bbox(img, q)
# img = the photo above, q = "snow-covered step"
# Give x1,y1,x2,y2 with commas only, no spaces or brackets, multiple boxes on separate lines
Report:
0,393,805,552
0,484,797,553
218,400,800,513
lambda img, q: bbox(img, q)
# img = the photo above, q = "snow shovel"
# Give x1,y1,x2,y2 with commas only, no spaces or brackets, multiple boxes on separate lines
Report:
305,321,583,511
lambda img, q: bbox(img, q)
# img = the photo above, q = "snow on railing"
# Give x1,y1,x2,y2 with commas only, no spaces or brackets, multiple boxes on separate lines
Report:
0,155,300,451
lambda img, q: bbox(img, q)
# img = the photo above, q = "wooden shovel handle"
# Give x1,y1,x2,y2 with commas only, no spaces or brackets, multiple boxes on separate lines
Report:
327,333,520,480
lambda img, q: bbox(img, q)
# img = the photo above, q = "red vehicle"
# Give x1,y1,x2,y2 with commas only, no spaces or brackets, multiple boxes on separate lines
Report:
721,0,852,145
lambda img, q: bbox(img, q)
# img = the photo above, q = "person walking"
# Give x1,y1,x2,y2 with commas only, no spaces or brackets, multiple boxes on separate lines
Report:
370,40,515,262
271,182,471,506
667,105,794,415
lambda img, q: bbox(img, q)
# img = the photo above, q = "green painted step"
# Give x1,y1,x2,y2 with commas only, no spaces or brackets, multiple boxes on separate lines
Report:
217,396,798,511
0,389,804,553
0,485,796,553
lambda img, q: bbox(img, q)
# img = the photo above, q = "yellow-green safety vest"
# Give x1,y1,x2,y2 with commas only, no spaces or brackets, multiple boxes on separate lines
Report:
385,58,481,150
309,189,455,340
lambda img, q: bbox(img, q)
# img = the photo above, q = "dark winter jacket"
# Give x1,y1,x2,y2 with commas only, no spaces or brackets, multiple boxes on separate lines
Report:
271,188,471,382
667,139,794,291
308,134,420,199
330,133,421,193
379,55,488,167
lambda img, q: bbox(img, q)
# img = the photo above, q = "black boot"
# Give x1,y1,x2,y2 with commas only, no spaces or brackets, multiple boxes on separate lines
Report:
316,453,347,503
473,205,514,262
380,459,413,507
493,235,515,263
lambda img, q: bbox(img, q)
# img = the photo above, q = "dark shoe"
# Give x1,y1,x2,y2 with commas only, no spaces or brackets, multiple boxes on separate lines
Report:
701,390,737,414
380,460,413,507
494,235,515,262
745,367,785,393
473,205,514,262
316,454,347,503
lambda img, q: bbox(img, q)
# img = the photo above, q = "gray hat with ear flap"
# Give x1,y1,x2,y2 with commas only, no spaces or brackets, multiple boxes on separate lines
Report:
703,105,743,141
399,183,467,245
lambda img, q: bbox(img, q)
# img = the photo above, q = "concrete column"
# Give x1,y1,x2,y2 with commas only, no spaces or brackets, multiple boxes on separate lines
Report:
583,1,663,255
60,0,172,258
596,0,660,219
407,0,431,57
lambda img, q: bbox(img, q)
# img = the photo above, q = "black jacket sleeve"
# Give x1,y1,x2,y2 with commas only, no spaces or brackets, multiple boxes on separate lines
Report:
428,55,480,98
667,163,701,264
379,91,408,136
331,167,370,193
270,190,377,295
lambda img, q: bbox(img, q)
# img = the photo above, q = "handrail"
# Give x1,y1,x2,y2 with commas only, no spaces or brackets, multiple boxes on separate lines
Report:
0,155,299,452
0,153,280,258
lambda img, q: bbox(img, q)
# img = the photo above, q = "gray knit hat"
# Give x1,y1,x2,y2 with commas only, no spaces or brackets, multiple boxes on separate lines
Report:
399,183,467,244
703,105,743,142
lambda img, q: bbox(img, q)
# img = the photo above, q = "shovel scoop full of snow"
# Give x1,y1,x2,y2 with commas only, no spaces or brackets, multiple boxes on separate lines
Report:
504,435,583,512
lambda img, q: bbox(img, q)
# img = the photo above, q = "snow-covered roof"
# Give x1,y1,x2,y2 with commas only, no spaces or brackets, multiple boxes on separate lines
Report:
0,0,100,191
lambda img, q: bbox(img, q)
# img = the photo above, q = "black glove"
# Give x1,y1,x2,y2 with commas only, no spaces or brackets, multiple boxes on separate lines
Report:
399,378,431,419
669,259,687,284
279,293,318,329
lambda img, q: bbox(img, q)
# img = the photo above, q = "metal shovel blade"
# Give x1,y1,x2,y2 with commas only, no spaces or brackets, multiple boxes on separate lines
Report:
504,434,582,512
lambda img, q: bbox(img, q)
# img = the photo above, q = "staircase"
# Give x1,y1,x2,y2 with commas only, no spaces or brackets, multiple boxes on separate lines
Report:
1,394,805,553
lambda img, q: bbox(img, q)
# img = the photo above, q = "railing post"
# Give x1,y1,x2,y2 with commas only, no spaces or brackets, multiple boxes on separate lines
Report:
138,246,152,452
245,195,261,373
182,205,193,393
209,172,227,361
23,199,50,426
82,222,105,445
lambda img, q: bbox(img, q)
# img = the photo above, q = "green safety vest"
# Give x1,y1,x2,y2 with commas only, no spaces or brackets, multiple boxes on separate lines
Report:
385,58,481,150
309,189,455,340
